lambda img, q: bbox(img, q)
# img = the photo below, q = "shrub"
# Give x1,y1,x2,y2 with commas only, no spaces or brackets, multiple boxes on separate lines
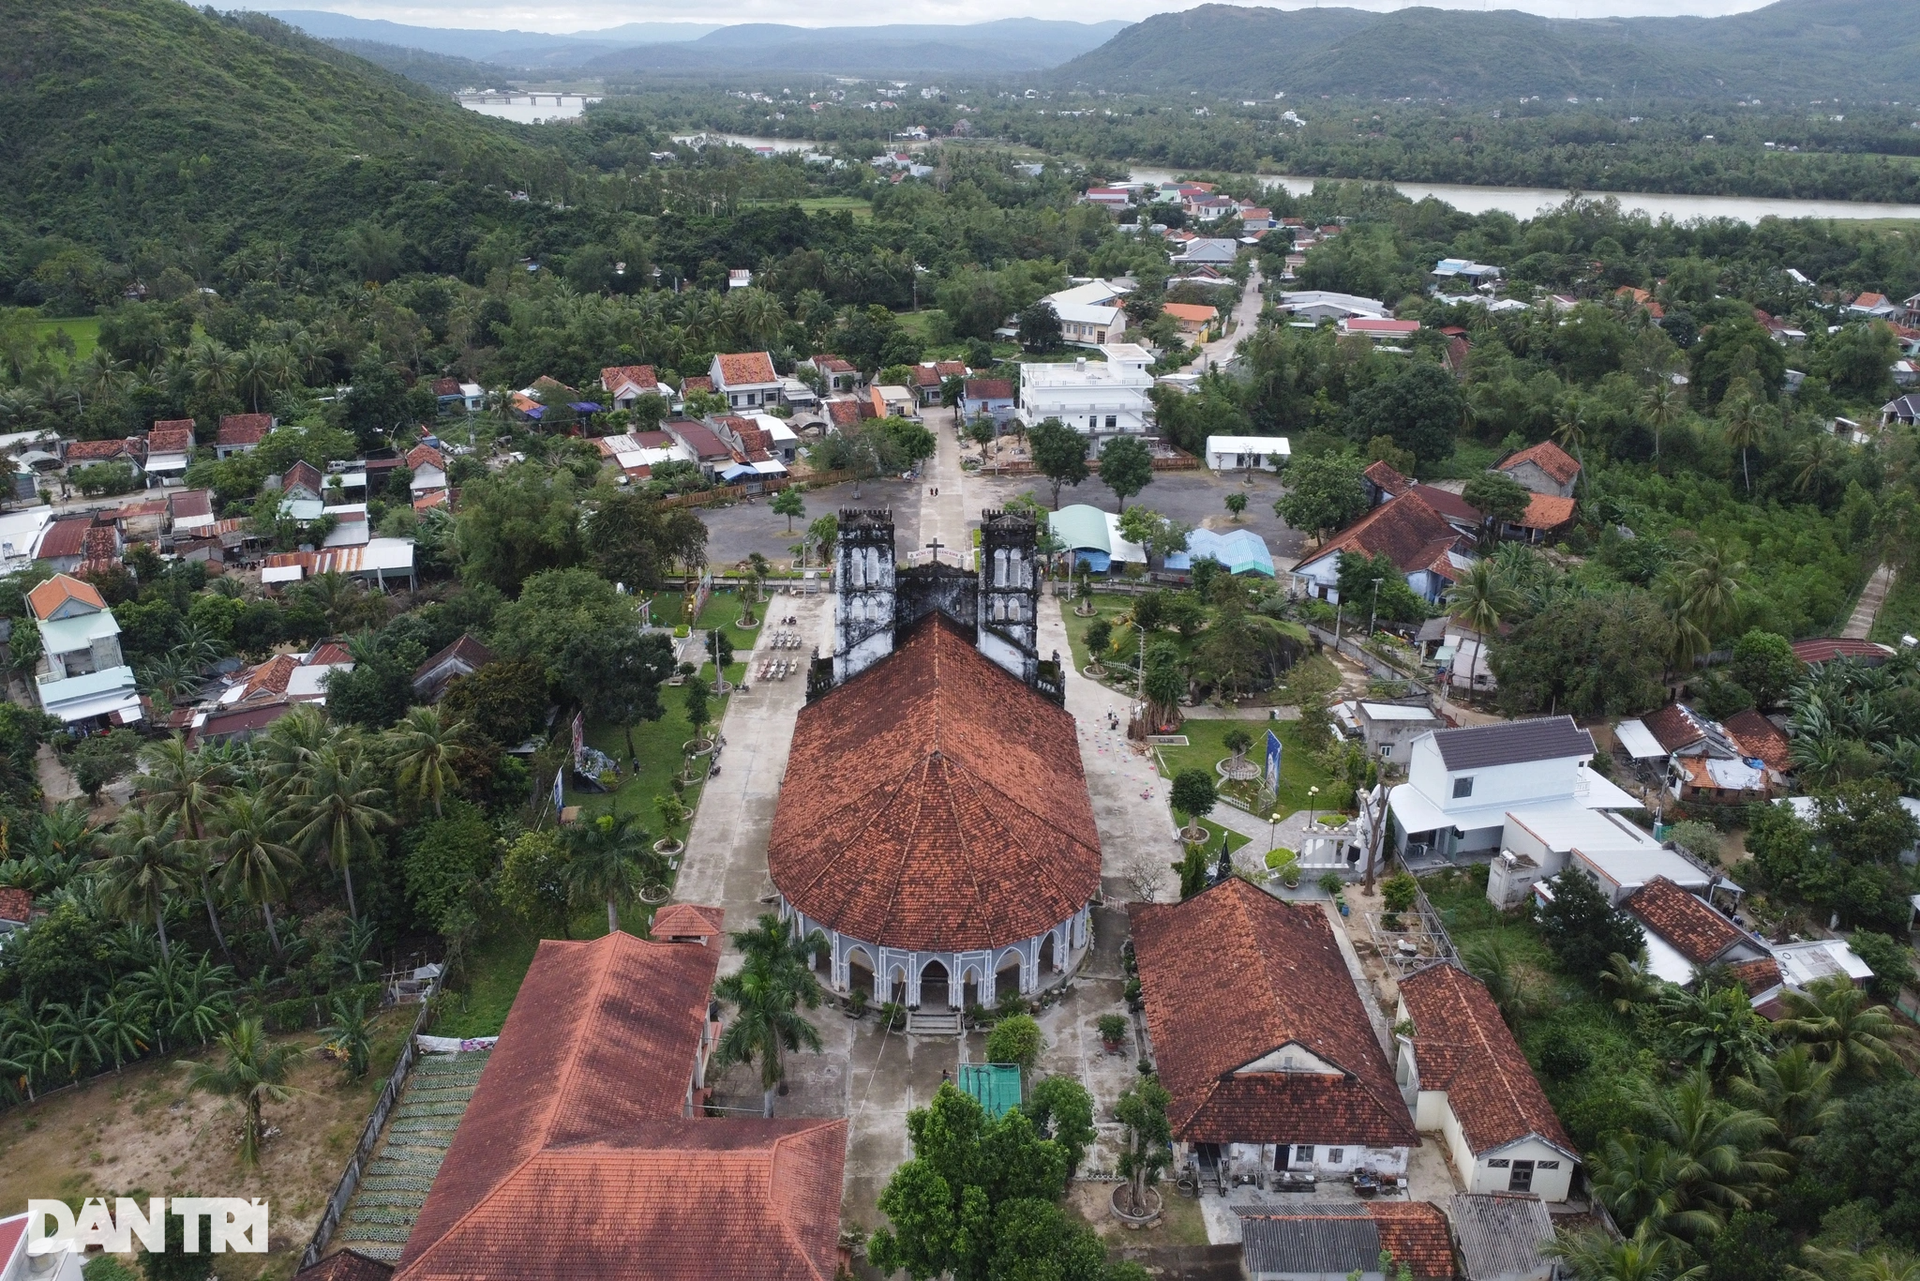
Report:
1096,1014,1129,1043
1382,872,1419,912
985,1012,1044,1071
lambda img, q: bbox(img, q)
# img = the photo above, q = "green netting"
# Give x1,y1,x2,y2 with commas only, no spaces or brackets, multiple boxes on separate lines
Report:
959,1063,1022,1119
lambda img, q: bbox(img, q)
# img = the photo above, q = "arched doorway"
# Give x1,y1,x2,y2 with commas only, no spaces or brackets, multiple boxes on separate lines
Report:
1038,930,1057,976
845,947,875,998
961,964,982,1012
995,951,1023,1007
919,958,951,1010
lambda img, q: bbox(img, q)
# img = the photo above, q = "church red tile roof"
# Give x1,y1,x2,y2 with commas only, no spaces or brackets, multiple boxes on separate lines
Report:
1397,963,1576,1159
1129,880,1417,1148
396,929,846,1281
768,614,1101,953
1496,440,1580,486
714,352,777,386
1625,877,1745,966
651,902,727,942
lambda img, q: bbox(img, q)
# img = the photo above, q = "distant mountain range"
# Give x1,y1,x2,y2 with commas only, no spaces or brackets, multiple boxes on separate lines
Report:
1053,0,1920,101
267,10,1127,77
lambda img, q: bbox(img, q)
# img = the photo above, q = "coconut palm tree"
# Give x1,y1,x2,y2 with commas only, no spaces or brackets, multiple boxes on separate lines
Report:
1629,1068,1786,1231
179,1016,296,1167
1444,559,1520,636
319,992,374,1079
1547,1223,1706,1281
1671,539,1746,643
210,788,299,959
564,812,658,935
1601,953,1667,1013
712,916,828,1117
1728,1043,1837,1164
136,735,235,963
287,741,390,921
1774,975,1906,1079
385,705,472,819
1589,1134,1720,1242
259,703,331,791
85,807,189,961
187,337,242,403
89,986,152,1071
1659,981,1772,1080
1640,380,1684,461
1554,399,1590,492
1461,936,1535,1026
1720,394,1765,494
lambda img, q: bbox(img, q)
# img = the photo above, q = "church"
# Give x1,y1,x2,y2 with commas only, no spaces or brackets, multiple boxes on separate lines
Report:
768,509,1102,1013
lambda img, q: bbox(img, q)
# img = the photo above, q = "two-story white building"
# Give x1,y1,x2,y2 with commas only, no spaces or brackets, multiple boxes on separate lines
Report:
1380,717,1641,863
1016,345,1156,442
709,352,782,411
26,573,141,727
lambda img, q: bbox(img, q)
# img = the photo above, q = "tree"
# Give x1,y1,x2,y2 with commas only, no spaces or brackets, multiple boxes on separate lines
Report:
386,704,472,818
403,801,498,931
1462,937,1537,1026
491,568,639,687
1539,868,1645,979
1028,417,1089,508
1729,630,1801,709
1811,1080,1920,1249
1274,451,1368,542
1347,361,1461,464
1170,769,1216,836
136,735,234,963
563,629,675,762
1098,435,1154,513
320,991,374,1079
564,812,657,935
1776,975,1906,1080
1491,591,1673,718
712,915,827,1117
1629,1067,1786,1234
771,485,805,532
1023,1076,1096,1177
1446,559,1521,635
288,742,392,920
1547,1222,1706,1281
1719,394,1766,494
1225,491,1248,520
984,1012,1044,1072
1016,301,1063,352
85,808,188,962
1849,931,1916,1002
1659,982,1772,1080
498,828,572,936
179,1016,295,1166
683,680,712,747
1115,1075,1173,1217
1462,470,1532,542
210,788,298,958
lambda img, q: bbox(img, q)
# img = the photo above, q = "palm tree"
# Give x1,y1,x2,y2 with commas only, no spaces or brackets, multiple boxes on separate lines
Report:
187,337,242,403
1728,1043,1837,1163
320,992,374,1079
1602,953,1667,1013
1589,1134,1720,1242
1461,936,1534,1026
1547,1223,1706,1281
259,703,331,790
89,986,152,1071
136,736,235,963
210,788,299,958
288,742,392,920
712,915,828,1117
1554,399,1590,492
1444,559,1520,636
1657,982,1770,1080
85,807,188,961
1774,975,1906,1079
135,953,235,1051
179,1017,296,1167
1640,380,1684,460
1672,540,1746,642
1720,394,1765,494
565,812,659,935
386,705,472,819
1630,1067,1786,1232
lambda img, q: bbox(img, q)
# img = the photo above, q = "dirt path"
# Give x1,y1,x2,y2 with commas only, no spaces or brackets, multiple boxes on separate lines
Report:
1844,561,1894,639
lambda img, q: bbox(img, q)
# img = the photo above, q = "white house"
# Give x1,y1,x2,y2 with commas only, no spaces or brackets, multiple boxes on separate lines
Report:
407,443,448,497
1016,345,1156,441
26,573,141,727
709,352,782,410
1380,717,1641,862
1039,279,1132,347
1396,963,1580,1202
1333,700,1444,767
1289,491,1473,607
1275,290,1389,323
1204,434,1290,472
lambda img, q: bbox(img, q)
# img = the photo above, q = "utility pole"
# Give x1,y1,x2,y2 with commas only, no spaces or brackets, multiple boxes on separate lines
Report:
1368,577,1384,640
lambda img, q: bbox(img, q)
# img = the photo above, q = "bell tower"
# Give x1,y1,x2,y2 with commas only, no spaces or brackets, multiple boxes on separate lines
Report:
977,509,1040,685
833,509,897,684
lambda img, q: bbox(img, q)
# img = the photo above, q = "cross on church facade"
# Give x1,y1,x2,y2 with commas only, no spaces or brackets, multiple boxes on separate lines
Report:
925,538,944,562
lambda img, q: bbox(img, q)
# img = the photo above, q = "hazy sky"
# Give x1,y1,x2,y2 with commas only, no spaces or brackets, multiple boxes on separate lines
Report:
314,0,1786,33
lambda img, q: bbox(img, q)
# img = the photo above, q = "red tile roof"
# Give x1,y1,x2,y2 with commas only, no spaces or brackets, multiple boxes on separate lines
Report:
295,1251,393,1281
1362,459,1413,497
1129,880,1417,1148
37,518,92,560
309,641,355,667
1642,703,1709,754
431,377,462,398
934,360,967,379
395,929,846,1281
0,887,32,923
1306,492,1466,577
651,902,727,942
82,526,118,561
1398,963,1576,1159
1408,484,1481,527
169,490,212,520
1723,710,1791,771
825,398,868,427
414,634,493,684
811,355,857,375
27,573,105,621
147,424,194,454
1241,1202,1452,1280
64,438,140,463
681,375,714,394
406,444,445,472
601,364,658,393
1791,637,1894,665
964,379,1014,401
714,352,778,387
1516,493,1576,530
1728,956,1782,998
1625,877,1745,966
217,414,274,446
284,461,324,494
769,615,1101,953
911,363,943,387
1496,440,1580,486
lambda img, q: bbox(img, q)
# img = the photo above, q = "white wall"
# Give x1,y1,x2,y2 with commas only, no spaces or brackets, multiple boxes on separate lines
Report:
1405,735,1586,818
1469,1137,1575,1202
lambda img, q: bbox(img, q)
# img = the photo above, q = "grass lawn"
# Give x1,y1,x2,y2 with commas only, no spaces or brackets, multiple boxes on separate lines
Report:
895,309,947,343
1871,568,1920,645
31,316,100,366
1061,591,1159,677
744,196,872,218
1156,717,1337,820
1186,815,1250,855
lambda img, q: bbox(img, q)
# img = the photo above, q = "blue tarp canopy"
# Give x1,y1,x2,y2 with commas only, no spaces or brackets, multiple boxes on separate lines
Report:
568,402,603,413
1073,549,1112,572
1164,527,1276,577
720,463,756,481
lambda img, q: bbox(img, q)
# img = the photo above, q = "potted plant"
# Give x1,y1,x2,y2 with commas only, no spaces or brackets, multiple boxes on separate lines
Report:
1097,1013,1129,1055
848,987,869,1019
881,1001,906,1032
1266,848,1299,888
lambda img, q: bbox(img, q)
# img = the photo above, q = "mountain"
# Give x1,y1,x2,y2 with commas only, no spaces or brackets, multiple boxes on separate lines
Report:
325,37,511,92
1053,0,1920,101
263,10,722,62
0,1,547,274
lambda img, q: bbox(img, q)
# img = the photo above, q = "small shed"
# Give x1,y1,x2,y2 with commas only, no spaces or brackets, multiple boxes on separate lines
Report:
1450,1193,1554,1281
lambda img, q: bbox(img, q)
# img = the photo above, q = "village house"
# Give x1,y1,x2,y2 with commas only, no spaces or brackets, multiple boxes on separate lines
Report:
412,634,494,702
1039,279,1133,347
1614,702,1784,804
708,351,782,410
661,418,736,479
1275,291,1389,323
1361,459,1414,507
1791,637,1895,667
599,364,662,410
1016,345,1156,440
1131,879,1418,1187
188,641,356,745
803,355,863,394
1623,876,1769,985
870,384,918,419
1171,238,1240,269
1493,440,1580,497
34,518,93,575
1289,491,1471,606
1240,1202,1453,1281
1204,435,1291,474
1850,291,1899,319
430,377,483,415
961,378,1017,426
1338,317,1422,342
1431,258,1503,288
25,573,141,728
145,420,195,486
910,359,968,406
1162,302,1219,336
215,413,276,459
1332,700,1445,767
406,444,448,498
63,437,147,483
1450,1194,1557,1281
1395,963,1579,1201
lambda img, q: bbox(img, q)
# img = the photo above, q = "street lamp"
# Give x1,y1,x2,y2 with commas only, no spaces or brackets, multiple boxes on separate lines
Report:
1307,785,1319,828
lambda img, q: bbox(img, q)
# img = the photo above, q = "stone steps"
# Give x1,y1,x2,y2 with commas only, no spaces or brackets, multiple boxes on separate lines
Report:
906,1010,963,1036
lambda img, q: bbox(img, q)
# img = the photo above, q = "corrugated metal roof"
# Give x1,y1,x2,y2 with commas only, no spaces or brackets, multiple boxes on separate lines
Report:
1240,1212,1381,1275
1450,1193,1553,1280
1432,716,1593,771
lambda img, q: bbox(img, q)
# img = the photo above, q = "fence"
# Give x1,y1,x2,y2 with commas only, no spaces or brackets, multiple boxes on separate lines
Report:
300,1000,435,1271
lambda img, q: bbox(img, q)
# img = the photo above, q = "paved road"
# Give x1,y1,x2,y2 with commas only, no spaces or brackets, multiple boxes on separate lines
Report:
1194,259,1265,371
1844,561,1894,640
